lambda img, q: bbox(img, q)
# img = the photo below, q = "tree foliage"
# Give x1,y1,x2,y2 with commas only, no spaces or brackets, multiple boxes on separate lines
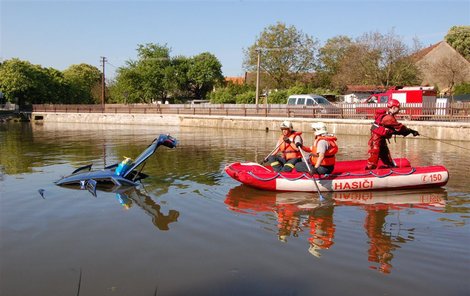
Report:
332,31,421,89
235,91,256,104
112,43,172,103
453,82,470,95
267,90,289,104
445,26,470,61
454,82,470,95
315,35,353,89
187,52,224,99
0,58,103,105
0,58,70,105
110,44,224,103
63,64,102,104
208,82,254,104
243,22,319,89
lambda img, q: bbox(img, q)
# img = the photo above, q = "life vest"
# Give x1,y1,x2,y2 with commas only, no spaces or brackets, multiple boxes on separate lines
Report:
308,216,335,249
370,110,393,138
278,131,303,160
309,135,338,166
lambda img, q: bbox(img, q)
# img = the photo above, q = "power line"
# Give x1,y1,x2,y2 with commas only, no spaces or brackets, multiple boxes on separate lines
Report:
105,60,119,69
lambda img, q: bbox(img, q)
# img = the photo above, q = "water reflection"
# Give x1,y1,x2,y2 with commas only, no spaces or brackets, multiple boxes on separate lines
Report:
335,190,446,273
115,187,180,231
62,185,180,231
225,185,447,273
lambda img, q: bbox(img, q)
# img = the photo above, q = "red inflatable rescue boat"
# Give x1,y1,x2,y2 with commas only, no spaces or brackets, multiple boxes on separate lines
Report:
224,158,448,192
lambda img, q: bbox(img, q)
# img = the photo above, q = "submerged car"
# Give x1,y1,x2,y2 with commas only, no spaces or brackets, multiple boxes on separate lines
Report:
55,134,177,195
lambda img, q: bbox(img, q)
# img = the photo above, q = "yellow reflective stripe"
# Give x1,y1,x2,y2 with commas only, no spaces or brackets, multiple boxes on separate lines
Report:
285,163,295,168
270,161,280,166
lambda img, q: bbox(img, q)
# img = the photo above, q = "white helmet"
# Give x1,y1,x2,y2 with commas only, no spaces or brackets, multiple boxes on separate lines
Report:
280,120,293,130
308,244,321,258
312,122,327,136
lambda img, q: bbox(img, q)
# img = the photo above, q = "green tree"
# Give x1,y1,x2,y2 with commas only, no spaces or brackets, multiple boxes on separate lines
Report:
111,44,223,103
164,56,191,101
111,43,172,104
42,67,71,104
137,43,172,102
316,36,353,90
445,26,470,61
63,63,102,104
0,58,68,105
243,22,319,89
108,66,143,104
187,52,224,99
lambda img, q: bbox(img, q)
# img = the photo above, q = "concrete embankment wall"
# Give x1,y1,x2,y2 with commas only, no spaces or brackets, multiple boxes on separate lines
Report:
32,112,470,141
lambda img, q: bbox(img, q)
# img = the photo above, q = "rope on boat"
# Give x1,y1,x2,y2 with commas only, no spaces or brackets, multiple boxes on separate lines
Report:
389,167,416,175
247,171,281,181
361,167,416,178
282,174,310,181
344,167,416,178
246,167,417,182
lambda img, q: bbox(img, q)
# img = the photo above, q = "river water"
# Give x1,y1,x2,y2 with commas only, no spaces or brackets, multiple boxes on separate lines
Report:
1,122,469,296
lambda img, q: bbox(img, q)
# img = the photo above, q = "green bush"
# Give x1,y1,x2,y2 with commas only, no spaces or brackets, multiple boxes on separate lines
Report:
454,82,470,95
268,90,289,104
208,88,236,103
235,91,256,104
286,84,313,95
209,83,255,104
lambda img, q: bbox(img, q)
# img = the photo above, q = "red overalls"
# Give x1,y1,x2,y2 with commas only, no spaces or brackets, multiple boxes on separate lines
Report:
366,110,408,170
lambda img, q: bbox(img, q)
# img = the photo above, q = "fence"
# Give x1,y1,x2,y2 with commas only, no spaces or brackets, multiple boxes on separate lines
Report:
32,102,470,122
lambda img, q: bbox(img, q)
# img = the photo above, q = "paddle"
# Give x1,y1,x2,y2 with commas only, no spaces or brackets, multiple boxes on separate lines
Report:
299,147,325,201
260,140,283,164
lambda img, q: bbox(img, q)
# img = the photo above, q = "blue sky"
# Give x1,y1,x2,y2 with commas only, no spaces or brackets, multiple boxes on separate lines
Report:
1,0,469,78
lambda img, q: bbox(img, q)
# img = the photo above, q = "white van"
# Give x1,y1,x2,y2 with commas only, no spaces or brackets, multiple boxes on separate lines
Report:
287,94,329,106
287,94,340,114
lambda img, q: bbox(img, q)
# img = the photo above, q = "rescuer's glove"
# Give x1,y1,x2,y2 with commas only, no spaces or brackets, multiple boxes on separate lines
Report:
410,129,420,137
295,142,302,148
283,137,291,144
310,167,319,175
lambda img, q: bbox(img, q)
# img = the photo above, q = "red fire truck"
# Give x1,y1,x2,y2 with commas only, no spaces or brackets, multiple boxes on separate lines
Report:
356,86,437,119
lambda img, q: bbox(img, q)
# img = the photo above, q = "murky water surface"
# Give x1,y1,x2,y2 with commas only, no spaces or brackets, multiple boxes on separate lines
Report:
1,122,469,296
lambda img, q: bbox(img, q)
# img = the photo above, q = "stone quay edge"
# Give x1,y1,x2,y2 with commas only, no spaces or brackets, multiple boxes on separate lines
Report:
31,112,470,141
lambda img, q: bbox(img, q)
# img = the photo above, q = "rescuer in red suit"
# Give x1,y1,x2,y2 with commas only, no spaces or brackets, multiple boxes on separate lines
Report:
366,99,420,170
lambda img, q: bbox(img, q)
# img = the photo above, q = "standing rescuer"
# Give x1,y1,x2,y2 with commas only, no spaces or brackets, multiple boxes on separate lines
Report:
266,120,303,172
296,122,338,175
366,99,420,170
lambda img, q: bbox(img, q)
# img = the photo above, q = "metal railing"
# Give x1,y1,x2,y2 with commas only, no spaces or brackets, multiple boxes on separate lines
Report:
32,102,470,122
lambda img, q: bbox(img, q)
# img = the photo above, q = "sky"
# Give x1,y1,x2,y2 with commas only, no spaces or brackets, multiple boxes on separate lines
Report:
1,0,469,79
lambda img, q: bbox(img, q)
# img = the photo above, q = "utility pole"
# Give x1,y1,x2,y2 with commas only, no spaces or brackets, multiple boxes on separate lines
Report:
100,56,107,107
254,47,294,108
255,49,261,106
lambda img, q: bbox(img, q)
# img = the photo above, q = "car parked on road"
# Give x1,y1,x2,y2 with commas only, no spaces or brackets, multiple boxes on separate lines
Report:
287,94,341,115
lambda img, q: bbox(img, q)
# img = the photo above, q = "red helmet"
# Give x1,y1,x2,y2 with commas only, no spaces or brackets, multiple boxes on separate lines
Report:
387,99,400,108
